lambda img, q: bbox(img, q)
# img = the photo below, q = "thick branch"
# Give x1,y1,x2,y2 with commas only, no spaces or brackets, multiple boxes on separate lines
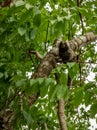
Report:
0,0,11,7
44,123,48,130
32,32,97,77
58,98,67,130
0,0,16,8
32,39,61,79
59,32,97,62
66,32,97,50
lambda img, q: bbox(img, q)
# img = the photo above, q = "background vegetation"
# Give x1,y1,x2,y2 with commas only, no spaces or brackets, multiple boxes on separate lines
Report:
0,0,97,129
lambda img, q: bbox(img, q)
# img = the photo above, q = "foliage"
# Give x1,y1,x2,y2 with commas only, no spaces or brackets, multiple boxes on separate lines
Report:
0,0,97,129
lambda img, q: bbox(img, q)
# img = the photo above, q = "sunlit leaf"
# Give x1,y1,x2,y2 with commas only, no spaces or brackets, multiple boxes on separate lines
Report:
25,3,32,10
0,72,3,78
18,27,26,36
15,0,25,7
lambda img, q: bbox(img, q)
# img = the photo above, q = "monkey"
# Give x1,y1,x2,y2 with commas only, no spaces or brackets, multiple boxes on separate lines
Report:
59,41,75,63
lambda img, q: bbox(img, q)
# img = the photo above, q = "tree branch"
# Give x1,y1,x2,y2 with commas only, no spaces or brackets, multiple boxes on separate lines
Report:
77,0,84,86
44,20,50,51
77,0,84,34
44,123,48,130
58,98,67,130
0,0,16,8
29,50,43,60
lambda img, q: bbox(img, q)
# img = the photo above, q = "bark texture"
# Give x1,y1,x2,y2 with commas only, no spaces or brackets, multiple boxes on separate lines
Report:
0,0,16,8
32,39,61,78
58,98,67,130
59,32,97,62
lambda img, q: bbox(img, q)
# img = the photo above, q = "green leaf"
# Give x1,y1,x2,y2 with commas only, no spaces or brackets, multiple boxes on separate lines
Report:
18,27,26,36
90,102,97,118
30,28,37,40
30,78,44,95
67,62,76,68
40,0,48,8
68,63,79,78
84,90,92,106
38,78,45,85
48,82,55,100
0,72,3,78
30,79,37,86
65,14,72,20
56,84,67,99
44,78,55,87
40,78,55,97
55,21,64,33
25,32,30,42
25,3,32,10
33,6,41,15
33,14,41,27
40,85,48,98
23,110,33,125
57,16,64,22
59,72,67,85
15,79,26,87
15,0,25,7
72,88,83,107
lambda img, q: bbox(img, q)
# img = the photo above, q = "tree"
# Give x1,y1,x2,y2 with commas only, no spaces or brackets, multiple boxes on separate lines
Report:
0,0,97,130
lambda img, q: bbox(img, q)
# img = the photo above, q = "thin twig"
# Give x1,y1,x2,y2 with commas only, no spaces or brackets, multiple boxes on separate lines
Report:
67,24,73,89
61,59,97,65
45,20,50,51
77,0,84,34
29,50,43,60
77,0,85,87
27,50,37,68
